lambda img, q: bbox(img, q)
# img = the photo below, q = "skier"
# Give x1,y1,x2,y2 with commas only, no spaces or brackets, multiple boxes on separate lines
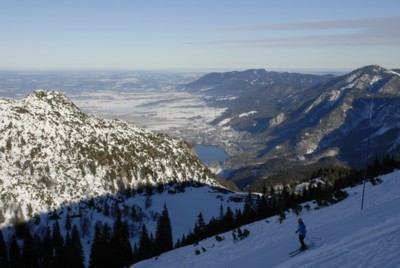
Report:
295,218,307,249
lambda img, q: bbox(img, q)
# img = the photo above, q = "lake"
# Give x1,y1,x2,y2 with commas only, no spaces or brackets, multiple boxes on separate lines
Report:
194,145,228,164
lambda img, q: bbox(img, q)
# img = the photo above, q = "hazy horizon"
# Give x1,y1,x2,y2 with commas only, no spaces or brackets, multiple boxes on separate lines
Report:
1,1,399,71
0,66,373,75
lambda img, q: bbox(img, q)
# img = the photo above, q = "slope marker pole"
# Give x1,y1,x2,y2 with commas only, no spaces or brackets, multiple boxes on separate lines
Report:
361,95,374,211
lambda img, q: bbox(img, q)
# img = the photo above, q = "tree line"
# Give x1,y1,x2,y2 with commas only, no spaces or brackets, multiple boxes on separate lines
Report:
175,154,400,248
0,222,84,268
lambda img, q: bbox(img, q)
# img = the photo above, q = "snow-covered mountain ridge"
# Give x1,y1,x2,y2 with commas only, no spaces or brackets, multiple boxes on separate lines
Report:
134,170,400,268
183,65,400,190
287,65,400,163
0,90,218,225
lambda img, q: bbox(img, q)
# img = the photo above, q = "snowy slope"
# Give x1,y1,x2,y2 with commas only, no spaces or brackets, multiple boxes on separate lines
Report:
121,185,246,244
81,185,246,267
0,181,247,268
0,90,218,226
134,170,400,267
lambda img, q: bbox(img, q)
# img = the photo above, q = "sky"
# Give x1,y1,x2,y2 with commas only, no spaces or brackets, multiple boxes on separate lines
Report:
1,0,399,72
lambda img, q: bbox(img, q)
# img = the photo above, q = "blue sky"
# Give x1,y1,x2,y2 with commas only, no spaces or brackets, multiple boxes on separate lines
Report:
1,0,399,71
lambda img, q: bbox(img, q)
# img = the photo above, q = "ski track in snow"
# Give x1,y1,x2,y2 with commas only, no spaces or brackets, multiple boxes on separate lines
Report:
133,170,400,268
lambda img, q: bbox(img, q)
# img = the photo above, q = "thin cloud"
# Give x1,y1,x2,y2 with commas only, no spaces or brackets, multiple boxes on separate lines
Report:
191,33,400,47
217,16,400,32
192,16,400,47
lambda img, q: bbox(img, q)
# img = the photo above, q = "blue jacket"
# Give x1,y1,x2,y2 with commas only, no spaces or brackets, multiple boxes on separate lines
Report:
297,222,306,236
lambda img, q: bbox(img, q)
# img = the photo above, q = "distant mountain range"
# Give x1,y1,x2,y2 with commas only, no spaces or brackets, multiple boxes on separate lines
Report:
181,69,333,130
182,65,400,189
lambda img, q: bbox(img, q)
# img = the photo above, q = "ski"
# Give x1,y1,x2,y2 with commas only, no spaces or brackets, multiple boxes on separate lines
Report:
289,243,315,257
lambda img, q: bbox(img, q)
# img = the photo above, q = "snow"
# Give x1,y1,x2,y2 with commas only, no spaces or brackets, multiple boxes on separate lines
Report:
134,170,400,268
238,111,257,118
294,178,324,193
71,90,226,131
328,89,341,102
269,112,285,127
0,90,220,226
389,70,400,77
215,96,237,102
124,186,245,242
217,117,233,126
304,93,326,114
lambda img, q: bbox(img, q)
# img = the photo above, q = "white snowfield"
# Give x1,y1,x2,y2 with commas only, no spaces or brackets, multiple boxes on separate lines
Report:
133,170,400,268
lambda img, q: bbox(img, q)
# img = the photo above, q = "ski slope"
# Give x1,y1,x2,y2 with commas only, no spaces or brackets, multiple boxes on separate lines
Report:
133,170,400,268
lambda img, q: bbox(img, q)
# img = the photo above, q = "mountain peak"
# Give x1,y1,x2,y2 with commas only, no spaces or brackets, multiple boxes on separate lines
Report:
348,64,400,79
241,68,268,77
0,90,218,223
26,89,70,103
353,64,389,75
24,89,83,116
335,64,400,94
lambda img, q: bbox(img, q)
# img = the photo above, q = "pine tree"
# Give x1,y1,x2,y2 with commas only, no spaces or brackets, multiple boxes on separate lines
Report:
256,186,269,219
145,194,152,209
145,181,154,196
103,202,110,217
221,206,235,232
219,204,224,220
113,202,122,219
243,192,255,223
32,234,44,268
149,233,156,255
52,221,64,251
155,204,173,255
111,217,133,267
193,212,206,242
89,223,103,268
65,213,72,231
89,222,113,268
22,227,40,267
34,213,41,225
65,225,84,268
80,215,91,238
234,208,244,227
279,184,290,212
207,216,221,237
0,230,8,267
53,232,71,268
120,221,133,266
14,208,27,239
52,221,66,267
9,234,22,268
132,243,139,263
157,183,165,193
102,223,113,266
42,227,53,267
137,224,153,261
132,205,143,221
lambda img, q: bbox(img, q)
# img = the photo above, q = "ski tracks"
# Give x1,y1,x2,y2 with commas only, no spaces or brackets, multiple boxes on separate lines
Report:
281,200,400,268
